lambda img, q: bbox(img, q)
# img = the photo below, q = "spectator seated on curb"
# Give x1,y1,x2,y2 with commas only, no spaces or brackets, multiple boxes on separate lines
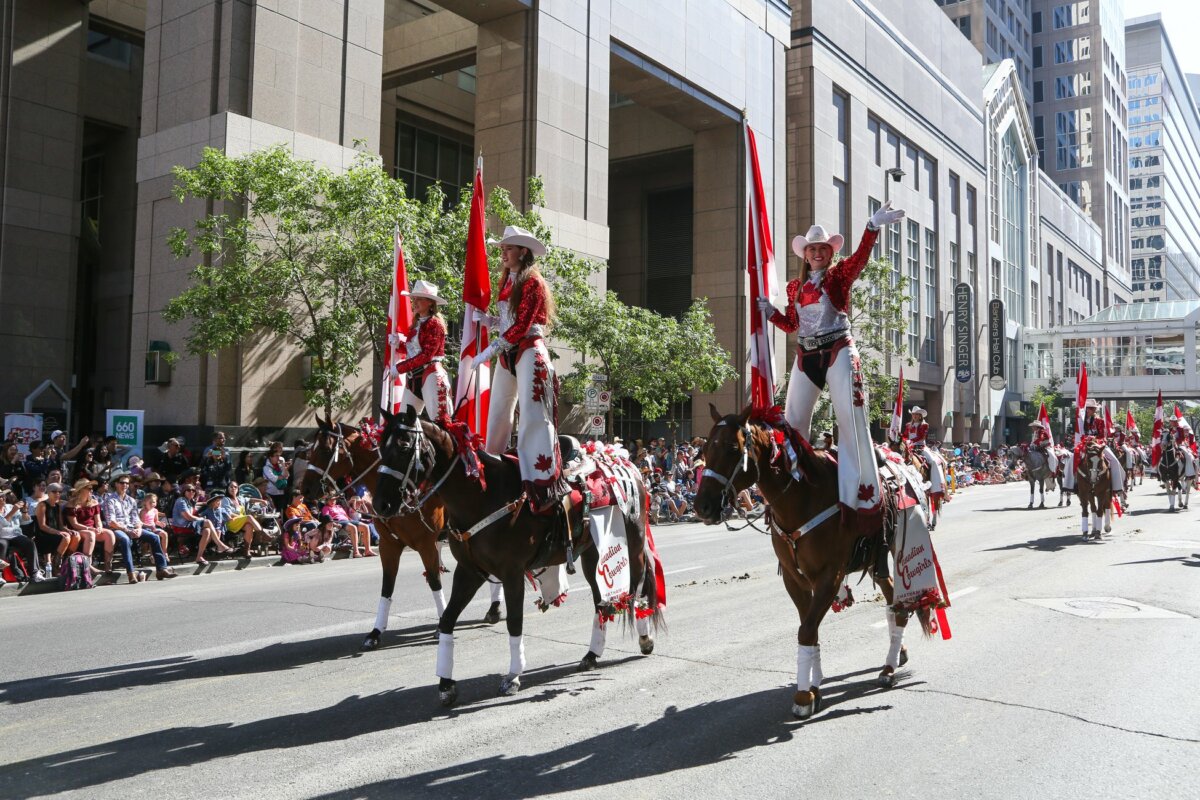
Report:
171,484,230,566
197,493,242,560
217,481,266,557
320,494,375,558
156,479,175,517
0,484,46,585
34,482,77,577
279,489,318,564
102,475,176,583
140,493,170,557
343,489,379,551
65,479,111,567
307,514,335,561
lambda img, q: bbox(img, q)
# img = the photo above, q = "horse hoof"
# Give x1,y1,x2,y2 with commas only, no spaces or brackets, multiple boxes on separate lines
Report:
792,689,817,720
439,680,458,707
639,635,655,655
1040,503,1046,508
499,674,521,696
1104,525,1112,533
483,602,502,625
878,668,897,688
899,646,909,667
578,652,599,672
361,630,381,651
1027,503,1033,509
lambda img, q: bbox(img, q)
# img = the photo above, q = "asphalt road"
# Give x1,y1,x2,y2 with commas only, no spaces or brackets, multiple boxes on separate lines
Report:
1,478,1198,800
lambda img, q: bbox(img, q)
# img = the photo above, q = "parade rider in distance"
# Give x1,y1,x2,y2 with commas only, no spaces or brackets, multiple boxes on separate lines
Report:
758,200,907,532
1030,418,1060,475
391,279,453,421
1078,399,1126,501
1168,416,1197,483
904,406,946,503
472,226,566,514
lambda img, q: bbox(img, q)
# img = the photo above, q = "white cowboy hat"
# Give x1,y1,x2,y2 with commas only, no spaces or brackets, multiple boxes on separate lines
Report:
791,225,844,259
497,225,547,257
909,405,927,417
402,279,448,305
1030,419,1046,428
1084,398,1099,409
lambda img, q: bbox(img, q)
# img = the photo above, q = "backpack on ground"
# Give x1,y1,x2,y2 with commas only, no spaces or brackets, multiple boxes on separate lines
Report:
59,552,95,591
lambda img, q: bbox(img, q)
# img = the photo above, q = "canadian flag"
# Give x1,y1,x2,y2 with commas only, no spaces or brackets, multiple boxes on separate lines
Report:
1104,405,1114,438
745,123,777,410
1074,361,1088,447
1038,402,1054,447
1126,408,1137,436
454,157,491,436
888,367,905,443
380,226,412,415
1151,390,1164,467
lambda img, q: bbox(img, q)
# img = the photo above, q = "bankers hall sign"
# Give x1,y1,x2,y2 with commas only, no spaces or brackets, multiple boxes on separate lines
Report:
988,299,1005,380
954,283,972,383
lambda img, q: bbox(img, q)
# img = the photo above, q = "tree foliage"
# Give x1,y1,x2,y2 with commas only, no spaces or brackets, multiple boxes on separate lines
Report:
164,145,731,421
1022,374,1066,422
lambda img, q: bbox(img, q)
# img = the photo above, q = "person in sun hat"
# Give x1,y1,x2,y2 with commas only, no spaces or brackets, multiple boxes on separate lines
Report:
1076,398,1126,497
392,279,453,421
471,225,565,514
1029,418,1060,475
905,405,946,501
757,201,906,532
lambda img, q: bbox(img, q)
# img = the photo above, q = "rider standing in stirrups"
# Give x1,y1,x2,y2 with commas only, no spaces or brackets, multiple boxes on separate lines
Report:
391,280,453,420
758,200,906,532
1076,399,1126,504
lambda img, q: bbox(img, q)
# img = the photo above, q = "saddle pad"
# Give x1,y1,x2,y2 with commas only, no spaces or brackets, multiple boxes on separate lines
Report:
589,506,629,604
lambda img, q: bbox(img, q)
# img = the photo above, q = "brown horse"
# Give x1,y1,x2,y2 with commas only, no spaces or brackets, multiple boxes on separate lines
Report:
371,407,662,707
302,417,492,651
693,405,931,720
1073,437,1112,539
897,440,942,527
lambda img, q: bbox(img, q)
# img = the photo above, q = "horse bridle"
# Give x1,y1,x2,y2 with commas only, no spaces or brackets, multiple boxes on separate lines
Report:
307,425,381,498
702,418,765,530
379,420,459,517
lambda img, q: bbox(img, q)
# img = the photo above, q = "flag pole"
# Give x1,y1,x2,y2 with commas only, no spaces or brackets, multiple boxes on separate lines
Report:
473,152,484,436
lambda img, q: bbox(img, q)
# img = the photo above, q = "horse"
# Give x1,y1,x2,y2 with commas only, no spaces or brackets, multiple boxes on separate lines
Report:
693,405,935,721
300,416,495,652
897,440,941,528
1015,444,1058,509
1157,438,1189,512
1073,438,1113,539
371,408,662,707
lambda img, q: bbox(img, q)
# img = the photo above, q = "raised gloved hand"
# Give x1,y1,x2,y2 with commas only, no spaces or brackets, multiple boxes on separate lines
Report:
387,332,407,349
869,200,905,230
755,295,777,315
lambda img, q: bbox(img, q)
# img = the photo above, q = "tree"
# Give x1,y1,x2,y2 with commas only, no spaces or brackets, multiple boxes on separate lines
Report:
789,257,913,432
1022,374,1066,421
555,291,737,431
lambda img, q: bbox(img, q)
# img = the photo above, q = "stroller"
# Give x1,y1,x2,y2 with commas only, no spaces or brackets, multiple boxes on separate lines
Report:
237,483,281,554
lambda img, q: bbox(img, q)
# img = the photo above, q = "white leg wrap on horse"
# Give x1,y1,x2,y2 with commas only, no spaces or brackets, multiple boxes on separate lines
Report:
589,614,607,657
1081,517,1090,534
635,613,651,637
490,580,504,604
432,588,446,618
796,644,818,691
885,609,904,669
374,596,393,632
810,645,824,688
508,635,526,676
436,632,454,679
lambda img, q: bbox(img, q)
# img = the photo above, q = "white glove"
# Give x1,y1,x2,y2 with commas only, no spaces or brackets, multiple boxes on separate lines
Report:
473,342,499,371
387,332,406,349
869,200,905,230
755,296,776,314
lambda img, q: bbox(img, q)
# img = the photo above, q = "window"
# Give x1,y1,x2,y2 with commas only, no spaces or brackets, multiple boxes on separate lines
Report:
950,241,960,285
1033,81,1043,103
889,225,903,349
833,178,849,255
1030,282,1040,327
1054,36,1090,64
907,221,921,356
394,120,474,206
87,28,136,69
832,87,849,145
1052,1,1089,29
990,257,1002,301
1032,10,1042,33
869,117,881,166
968,251,978,291
1055,72,1092,98
1001,132,1026,325
923,229,938,363
81,153,103,239
1033,45,1042,69
869,198,882,260
957,16,971,39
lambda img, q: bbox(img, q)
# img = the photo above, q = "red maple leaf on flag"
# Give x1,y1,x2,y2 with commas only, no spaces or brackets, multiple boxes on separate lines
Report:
534,453,554,473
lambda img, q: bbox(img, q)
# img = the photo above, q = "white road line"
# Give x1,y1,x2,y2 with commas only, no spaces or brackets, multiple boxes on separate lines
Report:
664,566,704,576
872,586,978,627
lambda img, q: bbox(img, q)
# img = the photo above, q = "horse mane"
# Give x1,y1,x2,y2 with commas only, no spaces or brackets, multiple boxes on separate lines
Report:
740,405,836,483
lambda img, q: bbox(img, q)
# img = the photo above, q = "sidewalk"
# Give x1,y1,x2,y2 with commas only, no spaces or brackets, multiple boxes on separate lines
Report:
0,549,367,600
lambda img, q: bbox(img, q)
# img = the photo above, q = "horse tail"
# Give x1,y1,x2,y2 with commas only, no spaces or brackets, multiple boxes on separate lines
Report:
640,488,667,636
917,606,934,637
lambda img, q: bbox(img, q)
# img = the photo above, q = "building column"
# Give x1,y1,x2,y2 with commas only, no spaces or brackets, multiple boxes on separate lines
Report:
129,0,383,441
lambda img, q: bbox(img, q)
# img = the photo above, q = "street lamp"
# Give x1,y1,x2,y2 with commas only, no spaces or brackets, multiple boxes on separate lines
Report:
884,167,905,205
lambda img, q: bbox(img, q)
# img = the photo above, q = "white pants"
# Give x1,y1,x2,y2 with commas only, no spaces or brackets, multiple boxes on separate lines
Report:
920,448,945,495
1183,448,1197,479
784,342,881,515
1045,449,1060,474
485,360,518,454
401,364,452,420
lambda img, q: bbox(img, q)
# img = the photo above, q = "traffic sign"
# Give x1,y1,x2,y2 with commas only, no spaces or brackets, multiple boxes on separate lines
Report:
589,414,605,434
597,390,612,410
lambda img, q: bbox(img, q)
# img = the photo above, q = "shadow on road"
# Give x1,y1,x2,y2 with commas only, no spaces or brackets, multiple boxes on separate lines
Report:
0,622,448,705
1111,554,1200,568
0,655,643,798
982,534,1087,553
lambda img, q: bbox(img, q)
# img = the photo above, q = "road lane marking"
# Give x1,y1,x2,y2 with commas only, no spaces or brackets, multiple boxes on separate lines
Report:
664,566,703,576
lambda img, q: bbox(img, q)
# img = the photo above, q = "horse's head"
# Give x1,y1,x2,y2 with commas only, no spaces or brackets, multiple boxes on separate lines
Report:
301,415,359,504
374,407,438,517
694,404,766,525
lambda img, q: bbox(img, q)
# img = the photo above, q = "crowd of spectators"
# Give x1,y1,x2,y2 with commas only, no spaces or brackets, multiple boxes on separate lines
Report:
0,428,384,592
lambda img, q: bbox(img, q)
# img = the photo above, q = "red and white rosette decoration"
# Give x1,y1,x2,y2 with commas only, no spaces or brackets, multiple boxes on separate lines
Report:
745,122,777,411
1151,390,1164,467
454,156,491,436
381,225,412,416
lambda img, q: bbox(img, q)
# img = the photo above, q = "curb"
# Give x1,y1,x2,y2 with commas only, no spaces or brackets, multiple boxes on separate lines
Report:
0,550,363,600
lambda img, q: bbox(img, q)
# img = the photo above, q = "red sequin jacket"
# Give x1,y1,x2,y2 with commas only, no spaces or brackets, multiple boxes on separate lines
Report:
768,226,879,335
502,273,549,347
393,315,446,375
